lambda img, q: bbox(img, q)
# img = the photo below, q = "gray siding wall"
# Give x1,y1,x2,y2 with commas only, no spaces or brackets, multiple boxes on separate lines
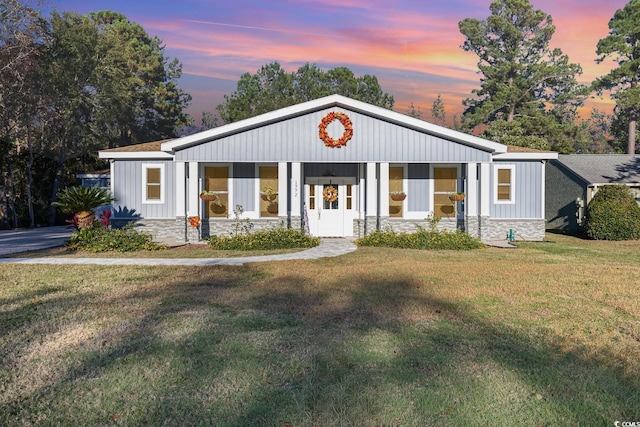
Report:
233,163,256,212
491,161,543,219
407,163,430,212
175,108,492,163
112,160,175,219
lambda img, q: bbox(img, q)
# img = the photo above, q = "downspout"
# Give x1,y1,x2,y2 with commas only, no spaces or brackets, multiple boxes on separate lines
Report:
184,164,189,242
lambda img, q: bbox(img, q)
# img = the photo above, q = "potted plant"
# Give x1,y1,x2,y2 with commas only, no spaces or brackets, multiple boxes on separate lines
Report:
449,192,465,202
52,186,116,230
199,190,219,202
389,191,406,201
260,186,277,201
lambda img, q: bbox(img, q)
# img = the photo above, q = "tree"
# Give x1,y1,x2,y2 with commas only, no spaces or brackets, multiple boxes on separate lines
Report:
0,0,49,228
406,102,423,119
90,11,192,148
431,94,446,126
458,0,586,149
594,0,640,154
217,62,394,123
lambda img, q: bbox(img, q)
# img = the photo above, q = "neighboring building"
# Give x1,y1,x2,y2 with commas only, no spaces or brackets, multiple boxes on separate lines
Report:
99,95,557,243
546,154,640,231
76,171,110,189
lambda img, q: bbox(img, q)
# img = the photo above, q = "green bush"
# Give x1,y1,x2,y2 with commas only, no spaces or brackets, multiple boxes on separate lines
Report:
68,224,166,252
356,228,484,250
585,185,640,240
208,226,320,250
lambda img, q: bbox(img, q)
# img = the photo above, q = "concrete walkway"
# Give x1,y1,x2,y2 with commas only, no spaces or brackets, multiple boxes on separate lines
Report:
0,237,358,266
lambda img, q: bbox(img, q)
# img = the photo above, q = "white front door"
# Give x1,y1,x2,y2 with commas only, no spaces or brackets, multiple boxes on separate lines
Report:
305,178,355,237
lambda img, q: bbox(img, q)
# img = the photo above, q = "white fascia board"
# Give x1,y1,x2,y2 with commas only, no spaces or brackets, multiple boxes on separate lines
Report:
493,152,559,160
98,151,174,160
161,94,508,154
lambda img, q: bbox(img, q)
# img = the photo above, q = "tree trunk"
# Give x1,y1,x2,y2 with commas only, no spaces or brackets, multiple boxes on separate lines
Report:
27,126,34,228
6,154,18,228
48,145,66,226
628,118,637,154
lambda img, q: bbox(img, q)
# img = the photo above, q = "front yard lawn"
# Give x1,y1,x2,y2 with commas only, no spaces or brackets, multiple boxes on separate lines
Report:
1,233,639,425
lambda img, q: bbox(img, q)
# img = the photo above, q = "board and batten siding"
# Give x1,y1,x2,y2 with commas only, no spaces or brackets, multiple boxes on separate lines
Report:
407,164,430,212
174,108,492,164
112,160,176,219
491,161,543,219
233,163,256,212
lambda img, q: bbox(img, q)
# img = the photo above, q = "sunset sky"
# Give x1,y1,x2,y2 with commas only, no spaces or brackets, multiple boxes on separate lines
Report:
49,0,629,124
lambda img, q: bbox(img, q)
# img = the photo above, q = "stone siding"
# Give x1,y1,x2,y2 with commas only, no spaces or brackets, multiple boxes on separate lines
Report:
480,218,546,241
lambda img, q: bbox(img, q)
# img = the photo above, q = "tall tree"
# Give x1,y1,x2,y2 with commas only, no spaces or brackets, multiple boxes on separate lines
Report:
458,0,585,149
431,94,446,126
0,0,49,227
406,102,423,119
90,11,192,148
593,0,640,154
218,62,394,123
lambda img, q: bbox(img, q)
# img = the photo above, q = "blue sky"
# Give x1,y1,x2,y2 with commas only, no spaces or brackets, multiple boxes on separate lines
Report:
48,0,627,123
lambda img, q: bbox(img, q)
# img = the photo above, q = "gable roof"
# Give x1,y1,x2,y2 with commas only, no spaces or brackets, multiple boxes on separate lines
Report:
159,94,508,155
556,154,640,185
99,95,557,161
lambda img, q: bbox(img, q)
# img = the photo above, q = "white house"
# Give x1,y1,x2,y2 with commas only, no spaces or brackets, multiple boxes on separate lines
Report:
99,94,557,242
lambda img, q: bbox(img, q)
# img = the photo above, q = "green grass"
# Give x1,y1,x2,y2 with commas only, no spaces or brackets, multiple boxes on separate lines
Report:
1,233,639,425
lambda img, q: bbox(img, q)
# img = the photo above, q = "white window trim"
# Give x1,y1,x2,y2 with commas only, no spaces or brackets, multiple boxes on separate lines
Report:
201,163,233,218
255,163,278,219
142,163,165,204
494,164,516,204
429,164,461,218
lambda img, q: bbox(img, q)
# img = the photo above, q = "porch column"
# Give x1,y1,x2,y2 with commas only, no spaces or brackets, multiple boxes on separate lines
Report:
176,162,186,217
465,163,479,238
366,162,378,233
187,162,199,217
479,162,491,241
278,162,288,217
290,162,302,218
379,162,389,216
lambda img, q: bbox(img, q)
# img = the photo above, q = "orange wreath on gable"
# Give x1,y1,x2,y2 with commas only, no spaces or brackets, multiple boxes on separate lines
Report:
323,185,338,203
318,112,353,148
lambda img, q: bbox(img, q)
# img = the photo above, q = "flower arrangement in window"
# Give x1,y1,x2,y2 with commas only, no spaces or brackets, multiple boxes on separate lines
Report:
260,186,277,201
318,111,353,148
323,185,338,202
199,190,218,202
449,192,465,202
389,191,406,201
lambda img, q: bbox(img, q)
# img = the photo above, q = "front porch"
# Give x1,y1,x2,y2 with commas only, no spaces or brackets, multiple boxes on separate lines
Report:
172,161,494,242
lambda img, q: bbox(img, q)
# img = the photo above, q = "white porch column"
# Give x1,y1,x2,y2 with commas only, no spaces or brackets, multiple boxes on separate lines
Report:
479,162,491,217
187,162,199,217
290,162,301,217
176,162,186,217
366,162,378,217
465,163,478,217
379,162,389,216
278,162,288,217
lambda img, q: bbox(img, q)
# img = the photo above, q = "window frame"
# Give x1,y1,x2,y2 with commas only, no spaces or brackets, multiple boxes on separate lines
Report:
494,164,515,204
142,163,165,204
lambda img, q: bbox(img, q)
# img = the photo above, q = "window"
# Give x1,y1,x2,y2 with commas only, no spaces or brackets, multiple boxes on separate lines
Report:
433,167,457,217
389,166,404,217
495,165,515,203
143,164,164,204
259,166,278,217
205,166,228,217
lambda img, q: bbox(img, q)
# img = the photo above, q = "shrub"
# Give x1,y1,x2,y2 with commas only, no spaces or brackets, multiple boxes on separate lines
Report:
356,228,484,250
585,185,640,240
208,225,320,250
68,224,166,252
